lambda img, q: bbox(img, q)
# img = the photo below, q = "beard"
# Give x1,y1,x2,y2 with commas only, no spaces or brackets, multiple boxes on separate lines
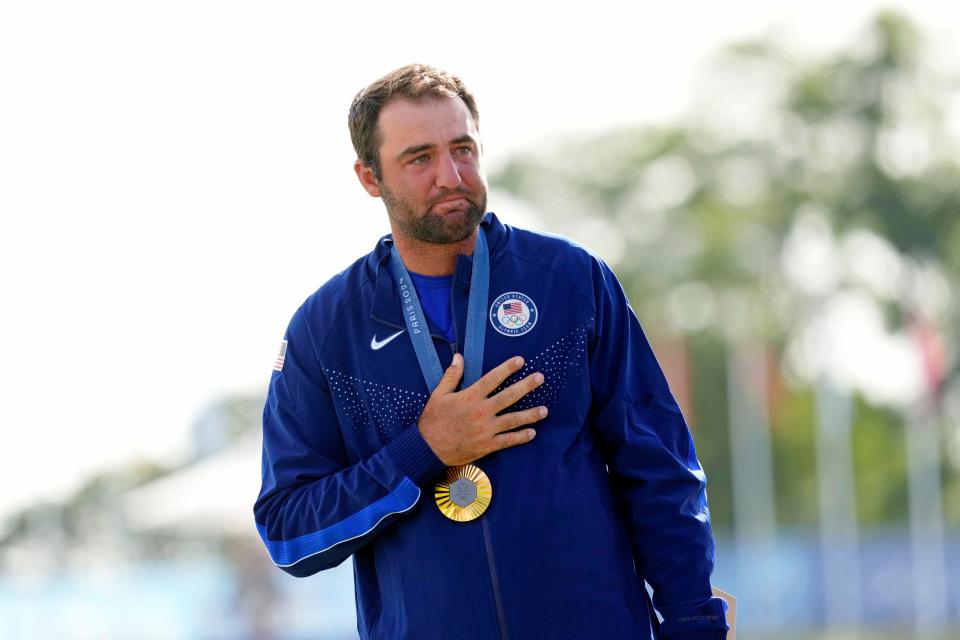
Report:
380,182,487,245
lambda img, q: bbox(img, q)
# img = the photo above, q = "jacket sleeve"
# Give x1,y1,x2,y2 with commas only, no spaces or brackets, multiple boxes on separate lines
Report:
253,306,445,578
587,257,728,640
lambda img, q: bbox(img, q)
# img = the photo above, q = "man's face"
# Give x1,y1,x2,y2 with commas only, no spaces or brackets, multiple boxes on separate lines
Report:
366,96,487,245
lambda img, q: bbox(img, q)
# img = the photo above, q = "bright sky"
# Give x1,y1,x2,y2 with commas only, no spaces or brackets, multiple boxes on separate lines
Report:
1,1,956,521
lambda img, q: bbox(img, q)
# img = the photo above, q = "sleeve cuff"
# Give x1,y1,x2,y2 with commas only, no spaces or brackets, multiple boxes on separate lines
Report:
385,424,447,487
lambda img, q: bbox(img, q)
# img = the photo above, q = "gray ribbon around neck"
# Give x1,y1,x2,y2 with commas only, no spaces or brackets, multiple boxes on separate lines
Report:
388,230,489,391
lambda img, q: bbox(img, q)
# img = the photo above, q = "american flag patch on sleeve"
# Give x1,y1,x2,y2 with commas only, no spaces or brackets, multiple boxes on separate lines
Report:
274,340,288,372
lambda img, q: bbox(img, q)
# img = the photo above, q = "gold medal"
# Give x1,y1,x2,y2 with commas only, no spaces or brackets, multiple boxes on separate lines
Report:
434,463,492,522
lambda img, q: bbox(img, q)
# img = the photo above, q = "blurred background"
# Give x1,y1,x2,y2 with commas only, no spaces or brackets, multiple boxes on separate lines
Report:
1,2,958,639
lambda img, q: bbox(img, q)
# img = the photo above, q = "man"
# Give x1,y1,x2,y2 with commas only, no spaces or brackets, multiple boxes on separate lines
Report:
254,64,728,639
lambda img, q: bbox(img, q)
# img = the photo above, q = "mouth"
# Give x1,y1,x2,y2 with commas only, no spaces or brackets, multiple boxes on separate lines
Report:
430,197,471,214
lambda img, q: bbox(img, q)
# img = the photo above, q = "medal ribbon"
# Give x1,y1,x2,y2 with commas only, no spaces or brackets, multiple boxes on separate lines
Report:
389,229,493,523
388,230,489,390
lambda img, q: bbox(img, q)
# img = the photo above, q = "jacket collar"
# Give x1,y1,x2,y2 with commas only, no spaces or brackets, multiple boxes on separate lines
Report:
369,212,504,328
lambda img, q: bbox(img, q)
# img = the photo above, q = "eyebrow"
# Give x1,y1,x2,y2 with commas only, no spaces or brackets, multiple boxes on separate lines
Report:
396,134,479,160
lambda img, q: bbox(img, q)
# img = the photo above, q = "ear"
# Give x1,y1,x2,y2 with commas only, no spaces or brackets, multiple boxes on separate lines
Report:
354,159,381,198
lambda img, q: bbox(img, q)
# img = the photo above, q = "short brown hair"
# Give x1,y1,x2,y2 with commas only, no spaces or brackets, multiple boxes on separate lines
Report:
348,64,480,181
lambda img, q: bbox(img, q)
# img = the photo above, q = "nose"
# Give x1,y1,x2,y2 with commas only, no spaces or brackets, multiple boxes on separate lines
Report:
434,150,463,190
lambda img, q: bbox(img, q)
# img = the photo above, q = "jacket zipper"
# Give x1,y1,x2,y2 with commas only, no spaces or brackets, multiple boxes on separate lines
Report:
381,264,508,637
447,280,460,356
452,260,509,640
483,517,510,640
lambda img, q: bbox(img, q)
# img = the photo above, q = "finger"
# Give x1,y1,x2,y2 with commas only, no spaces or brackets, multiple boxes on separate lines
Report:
490,427,537,453
433,353,464,395
488,372,544,413
471,355,525,397
492,406,548,433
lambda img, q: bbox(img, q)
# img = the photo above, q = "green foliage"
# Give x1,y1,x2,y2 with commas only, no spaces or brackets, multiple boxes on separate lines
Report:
769,388,819,526
851,400,909,524
490,11,959,526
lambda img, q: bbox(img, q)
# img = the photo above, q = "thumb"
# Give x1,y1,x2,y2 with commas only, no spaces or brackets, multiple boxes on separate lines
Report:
435,353,464,394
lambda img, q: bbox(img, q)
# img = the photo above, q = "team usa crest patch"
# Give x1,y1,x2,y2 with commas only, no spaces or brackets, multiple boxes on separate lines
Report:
490,292,537,337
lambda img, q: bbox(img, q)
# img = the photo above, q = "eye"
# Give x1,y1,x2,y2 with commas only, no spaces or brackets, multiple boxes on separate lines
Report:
454,146,473,156
410,154,430,165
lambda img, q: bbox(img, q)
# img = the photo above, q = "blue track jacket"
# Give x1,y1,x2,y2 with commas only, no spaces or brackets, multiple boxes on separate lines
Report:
255,213,728,639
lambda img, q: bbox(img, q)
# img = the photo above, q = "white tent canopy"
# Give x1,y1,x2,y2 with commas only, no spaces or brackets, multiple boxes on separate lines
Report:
123,435,262,537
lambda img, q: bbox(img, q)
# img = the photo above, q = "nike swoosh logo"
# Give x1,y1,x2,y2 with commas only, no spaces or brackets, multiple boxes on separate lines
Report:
370,330,405,351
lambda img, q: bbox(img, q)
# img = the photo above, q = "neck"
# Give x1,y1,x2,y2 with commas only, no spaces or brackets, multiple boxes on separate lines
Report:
391,228,478,276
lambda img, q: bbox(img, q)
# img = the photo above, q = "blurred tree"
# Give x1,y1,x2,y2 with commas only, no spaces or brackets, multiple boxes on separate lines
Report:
490,11,959,531
0,392,265,571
